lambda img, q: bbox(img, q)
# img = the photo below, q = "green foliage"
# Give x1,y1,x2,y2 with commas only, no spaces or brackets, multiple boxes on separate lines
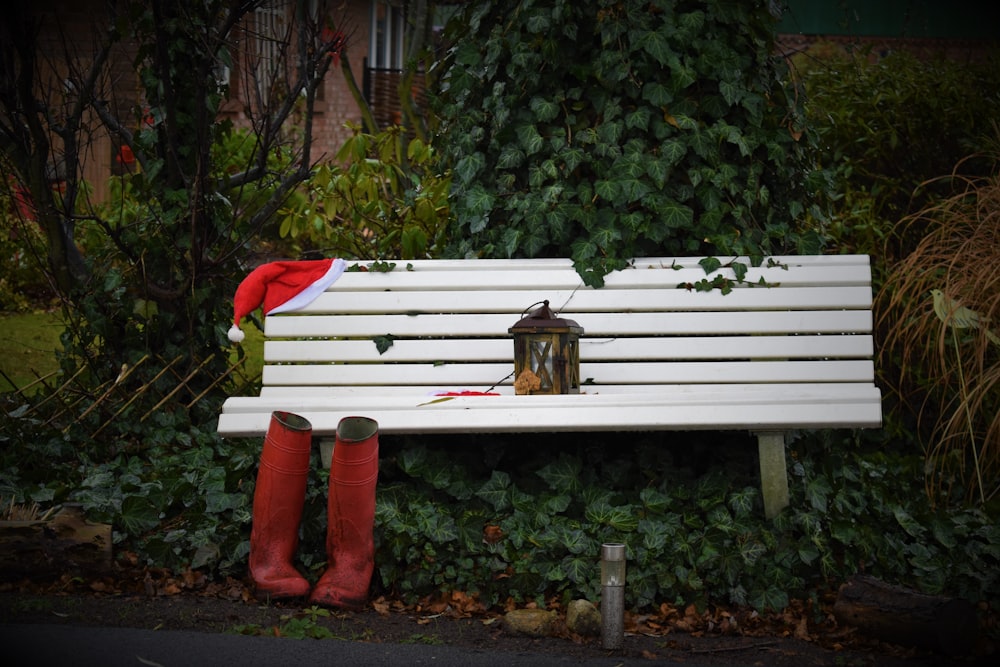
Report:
231,606,339,639
0,183,50,312
3,404,997,617
794,44,1000,260
277,124,452,259
437,0,827,286
372,434,1000,613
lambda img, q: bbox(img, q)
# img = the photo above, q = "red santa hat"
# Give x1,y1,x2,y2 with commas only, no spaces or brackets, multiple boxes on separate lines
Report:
228,258,346,343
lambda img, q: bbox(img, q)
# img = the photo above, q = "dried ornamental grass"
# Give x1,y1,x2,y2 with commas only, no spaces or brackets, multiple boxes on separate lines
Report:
877,151,1000,507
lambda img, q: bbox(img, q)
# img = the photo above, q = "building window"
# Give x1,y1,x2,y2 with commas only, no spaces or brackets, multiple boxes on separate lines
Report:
254,1,288,107
370,1,405,71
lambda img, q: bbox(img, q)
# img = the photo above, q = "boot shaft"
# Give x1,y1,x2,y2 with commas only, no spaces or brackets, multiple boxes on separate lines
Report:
249,411,313,600
330,416,379,485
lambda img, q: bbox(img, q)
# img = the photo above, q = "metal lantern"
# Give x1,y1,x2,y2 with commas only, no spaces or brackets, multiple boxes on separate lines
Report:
508,300,583,395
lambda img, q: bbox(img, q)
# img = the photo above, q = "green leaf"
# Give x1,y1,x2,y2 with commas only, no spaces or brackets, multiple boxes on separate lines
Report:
454,153,485,184
529,97,560,122
662,200,693,229
373,334,395,354
536,455,583,493
516,124,544,155
893,507,925,539
475,470,512,511
636,29,670,66
699,256,723,274
564,555,593,584
120,495,160,536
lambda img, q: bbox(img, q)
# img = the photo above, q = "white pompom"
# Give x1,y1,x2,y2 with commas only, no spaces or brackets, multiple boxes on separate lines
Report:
228,324,245,343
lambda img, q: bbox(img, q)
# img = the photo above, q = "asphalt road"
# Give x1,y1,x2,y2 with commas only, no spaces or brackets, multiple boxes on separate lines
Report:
1,623,670,667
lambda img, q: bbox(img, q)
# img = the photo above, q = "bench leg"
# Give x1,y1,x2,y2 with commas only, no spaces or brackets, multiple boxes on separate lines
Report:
755,432,790,519
319,437,335,469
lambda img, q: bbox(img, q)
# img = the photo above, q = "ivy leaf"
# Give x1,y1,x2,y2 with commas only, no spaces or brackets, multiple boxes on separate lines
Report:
529,96,560,122
637,29,670,66
120,495,160,536
730,261,748,283
594,179,617,201
639,518,671,551
475,470,512,511
373,334,395,355
719,79,741,106
699,256,723,274
454,152,485,185
643,81,672,106
564,555,593,584
516,124,544,155
662,200,693,229
536,455,583,493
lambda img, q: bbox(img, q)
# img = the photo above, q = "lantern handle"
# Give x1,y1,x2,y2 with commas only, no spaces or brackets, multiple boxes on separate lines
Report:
521,300,550,318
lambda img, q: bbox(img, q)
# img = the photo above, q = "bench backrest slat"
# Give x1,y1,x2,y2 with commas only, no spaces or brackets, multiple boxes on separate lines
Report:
265,310,872,338
304,285,874,314
304,264,871,295
263,359,875,387
265,334,873,363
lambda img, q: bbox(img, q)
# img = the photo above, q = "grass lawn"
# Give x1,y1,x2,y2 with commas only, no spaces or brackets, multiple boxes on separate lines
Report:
0,311,64,393
1,310,263,394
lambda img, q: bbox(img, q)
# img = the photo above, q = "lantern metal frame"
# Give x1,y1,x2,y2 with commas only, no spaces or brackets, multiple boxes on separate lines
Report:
508,300,583,395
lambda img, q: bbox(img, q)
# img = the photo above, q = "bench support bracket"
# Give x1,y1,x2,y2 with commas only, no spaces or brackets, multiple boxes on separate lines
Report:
755,432,790,519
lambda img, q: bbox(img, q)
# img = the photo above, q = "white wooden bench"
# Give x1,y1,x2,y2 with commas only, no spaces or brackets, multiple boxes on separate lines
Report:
217,255,882,518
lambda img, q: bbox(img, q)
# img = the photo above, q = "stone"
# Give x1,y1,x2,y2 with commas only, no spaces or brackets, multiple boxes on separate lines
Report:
503,609,558,637
566,599,602,636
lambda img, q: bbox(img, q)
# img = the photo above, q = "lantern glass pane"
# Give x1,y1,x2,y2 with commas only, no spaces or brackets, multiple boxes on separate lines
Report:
530,338,553,389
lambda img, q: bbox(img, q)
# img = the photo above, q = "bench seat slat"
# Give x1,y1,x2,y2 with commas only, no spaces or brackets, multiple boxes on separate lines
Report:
218,391,882,438
261,359,875,386
252,381,880,399
264,334,874,363
265,310,872,338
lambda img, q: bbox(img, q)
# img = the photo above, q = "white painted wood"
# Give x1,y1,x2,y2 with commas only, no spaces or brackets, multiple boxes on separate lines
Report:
224,384,883,412
757,433,790,520
260,359,875,387
305,285,875,314
219,255,882,518
265,310,872,338
316,265,871,294
343,255,870,272
252,381,881,399
218,398,882,438
264,334,873,363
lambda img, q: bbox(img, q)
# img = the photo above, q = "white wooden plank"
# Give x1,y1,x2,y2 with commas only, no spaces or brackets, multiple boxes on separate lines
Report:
251,381,880,400
218,394,882,437
264,335,874,363
265,310,873,338
225,385,882,412
261,359,874,387
305,285,873,314
323,264,870,293
351,255,870,274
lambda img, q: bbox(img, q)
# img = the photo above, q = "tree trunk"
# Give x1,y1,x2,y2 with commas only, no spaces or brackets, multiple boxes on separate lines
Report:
832,574,979,656
0,504,112,581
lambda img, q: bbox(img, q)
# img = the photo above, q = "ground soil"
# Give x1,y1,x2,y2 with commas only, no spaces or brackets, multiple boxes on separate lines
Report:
0,568,994,667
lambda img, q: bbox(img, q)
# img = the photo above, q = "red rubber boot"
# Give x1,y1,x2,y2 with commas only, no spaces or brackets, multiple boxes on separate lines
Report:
249,411,312,600
309,416,379,610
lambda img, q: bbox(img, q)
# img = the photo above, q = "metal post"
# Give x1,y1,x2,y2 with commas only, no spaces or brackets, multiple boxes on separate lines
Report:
600,543,626,650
